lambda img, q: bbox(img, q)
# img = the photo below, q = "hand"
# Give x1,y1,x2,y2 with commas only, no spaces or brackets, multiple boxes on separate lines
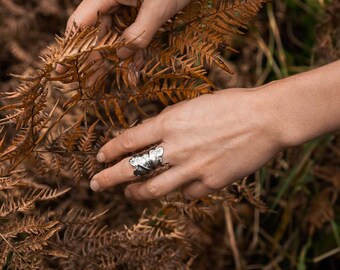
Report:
60,0,191,77
90,59,340,201
90,87,285,200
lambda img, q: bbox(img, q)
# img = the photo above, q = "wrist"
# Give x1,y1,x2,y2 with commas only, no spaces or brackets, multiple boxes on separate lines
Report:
257,61,340,148
252,81,300,150
254,80,308,149
254,80,308,150
244,86,289,151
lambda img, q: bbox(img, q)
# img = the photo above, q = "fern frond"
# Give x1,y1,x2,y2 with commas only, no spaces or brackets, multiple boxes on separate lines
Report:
39,249,69,258
38,187,71,201
1,216,59,238
0,173,39,191
61,223,108,247
170,0,264,72
0,74,49,129
10,252,46,270
49,153,64,176
170,29,233,72
0,1,268,268
15,226,60,252
52,25,122,66
0,188,70,217
0,127,33,162
84,155,100,178
33,153,49,175
132,78,212,107
61,119,84,152
148,42,215,86
69,154,85,183
0,192,36,218
98,254,116,270
78,120,99,152
60,208,110,226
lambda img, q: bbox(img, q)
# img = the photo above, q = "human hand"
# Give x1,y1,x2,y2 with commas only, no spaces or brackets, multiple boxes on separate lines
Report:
60,0,191,77
90,87,285,200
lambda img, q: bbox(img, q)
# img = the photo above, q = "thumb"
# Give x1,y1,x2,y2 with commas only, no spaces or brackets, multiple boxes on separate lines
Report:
117,0,191,59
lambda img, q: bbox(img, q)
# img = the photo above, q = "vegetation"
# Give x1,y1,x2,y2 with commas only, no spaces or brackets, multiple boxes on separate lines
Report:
0,0,339,269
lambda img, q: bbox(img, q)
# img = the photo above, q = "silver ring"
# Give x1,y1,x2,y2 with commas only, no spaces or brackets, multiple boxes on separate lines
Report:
129,146,165,177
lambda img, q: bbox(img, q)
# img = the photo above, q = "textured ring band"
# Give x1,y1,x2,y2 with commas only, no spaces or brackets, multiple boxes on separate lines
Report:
129,146,165,177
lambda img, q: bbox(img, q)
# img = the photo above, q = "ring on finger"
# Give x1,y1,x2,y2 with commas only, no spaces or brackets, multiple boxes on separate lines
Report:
129,145,166,177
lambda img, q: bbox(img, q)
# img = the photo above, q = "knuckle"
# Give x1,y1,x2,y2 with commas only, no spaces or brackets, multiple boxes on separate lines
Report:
161,118,171,132
120,131,135,152
162,117,176,133
162,115,187,134
145,183,162,198
188,160,205,175
99,171,111,188
201,176,221,191
127,187,140,200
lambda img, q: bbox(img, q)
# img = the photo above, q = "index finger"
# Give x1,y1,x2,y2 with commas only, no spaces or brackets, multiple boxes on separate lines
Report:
97,117,163,163
67,0,139,30
66,0,118,30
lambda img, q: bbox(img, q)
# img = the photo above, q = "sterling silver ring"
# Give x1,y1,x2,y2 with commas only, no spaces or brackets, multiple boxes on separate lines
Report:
129,146,165,177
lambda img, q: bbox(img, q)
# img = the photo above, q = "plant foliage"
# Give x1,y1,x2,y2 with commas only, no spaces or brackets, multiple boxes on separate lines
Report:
0,0,268,269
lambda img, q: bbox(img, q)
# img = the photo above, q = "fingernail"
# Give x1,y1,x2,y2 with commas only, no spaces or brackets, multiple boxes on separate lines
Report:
90,179,101,192
125,188,132,199
96,152,106,163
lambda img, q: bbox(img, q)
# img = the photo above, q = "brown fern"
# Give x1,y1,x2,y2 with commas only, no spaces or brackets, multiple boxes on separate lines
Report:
0,1,266,269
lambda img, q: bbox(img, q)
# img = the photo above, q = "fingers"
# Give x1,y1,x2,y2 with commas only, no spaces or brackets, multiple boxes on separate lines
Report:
96,117,163,163
64,0,191,63
90,157,136,191
57,14,112,76
125,166,191,200
133,50,144,70
67,0,117,29
80,15,111,84
117,0,191,59
91,142,174,191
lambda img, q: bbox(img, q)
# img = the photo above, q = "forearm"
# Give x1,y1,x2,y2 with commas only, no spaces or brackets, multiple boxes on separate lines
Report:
263,60,340,147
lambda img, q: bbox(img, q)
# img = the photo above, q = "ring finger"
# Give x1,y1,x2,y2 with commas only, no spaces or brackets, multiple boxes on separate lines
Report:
91,143,174,191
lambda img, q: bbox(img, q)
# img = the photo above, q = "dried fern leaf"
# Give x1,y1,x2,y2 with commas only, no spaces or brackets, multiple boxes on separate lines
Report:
1,216,59,238
60,208,110,226
0,188,70,217
15,226,60,252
